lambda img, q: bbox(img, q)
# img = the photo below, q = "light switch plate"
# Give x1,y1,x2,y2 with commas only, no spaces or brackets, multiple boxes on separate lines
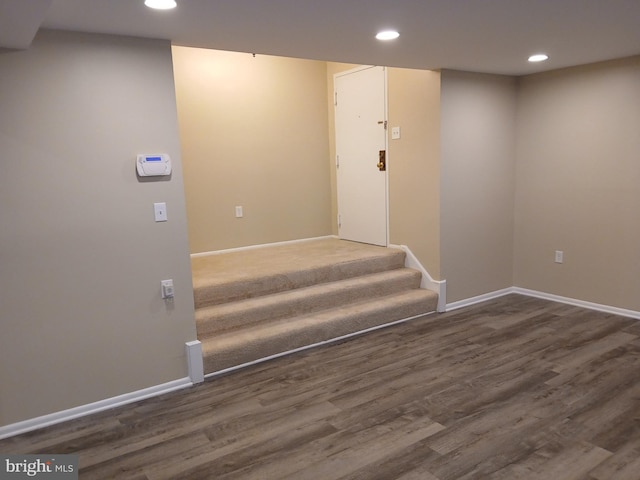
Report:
161,279,174,298
391,126,401,140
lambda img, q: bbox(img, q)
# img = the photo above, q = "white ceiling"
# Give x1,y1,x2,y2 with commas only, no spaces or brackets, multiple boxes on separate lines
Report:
3,0,640,75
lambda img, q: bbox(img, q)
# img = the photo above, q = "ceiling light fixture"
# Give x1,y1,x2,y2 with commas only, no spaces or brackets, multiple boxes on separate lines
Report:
528,53,549,62
144,0,177,10
376,30,400,41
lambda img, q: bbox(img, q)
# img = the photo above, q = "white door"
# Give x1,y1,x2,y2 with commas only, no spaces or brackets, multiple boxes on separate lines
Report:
335,66,388,246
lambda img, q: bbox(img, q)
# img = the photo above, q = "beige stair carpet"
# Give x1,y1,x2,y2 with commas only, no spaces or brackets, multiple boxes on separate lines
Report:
192,238,438,374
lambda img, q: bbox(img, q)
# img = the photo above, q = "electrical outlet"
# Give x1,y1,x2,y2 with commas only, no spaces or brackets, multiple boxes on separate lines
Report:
154,202,167,222
554,250,564,264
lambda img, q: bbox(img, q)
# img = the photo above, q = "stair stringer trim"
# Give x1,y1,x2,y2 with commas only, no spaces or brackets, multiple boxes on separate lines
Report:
389,243,446,312
204,310,436,379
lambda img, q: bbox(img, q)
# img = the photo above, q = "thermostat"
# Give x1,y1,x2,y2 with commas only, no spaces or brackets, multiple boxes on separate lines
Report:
137,154,172,176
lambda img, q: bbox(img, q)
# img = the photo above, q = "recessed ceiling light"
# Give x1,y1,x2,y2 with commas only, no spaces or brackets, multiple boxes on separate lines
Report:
144,0,177,10
376,30,400,41
528,53,549,63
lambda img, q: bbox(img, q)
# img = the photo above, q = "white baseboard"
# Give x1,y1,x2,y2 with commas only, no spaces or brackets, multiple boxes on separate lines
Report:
0,377,193,440
185,340,204,384
445,286,640,320
445,287,514,311
191,235,337,258
389,244,447,312
512,287,640,320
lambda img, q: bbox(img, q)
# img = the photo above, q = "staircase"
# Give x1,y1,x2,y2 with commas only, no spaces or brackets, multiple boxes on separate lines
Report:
191,238,438,375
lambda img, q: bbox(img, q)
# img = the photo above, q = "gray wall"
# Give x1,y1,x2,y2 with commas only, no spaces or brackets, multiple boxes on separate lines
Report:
0,30,196,426
440,70,517,303
514,56,640,311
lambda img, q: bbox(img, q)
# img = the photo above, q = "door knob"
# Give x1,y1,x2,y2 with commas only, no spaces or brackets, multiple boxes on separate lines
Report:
377,150,386,171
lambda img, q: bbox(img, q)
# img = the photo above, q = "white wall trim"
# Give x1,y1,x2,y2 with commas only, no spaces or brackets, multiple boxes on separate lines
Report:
389,243,447,312
0,377,193,440
205,310,436,379
512,287,640,320
190,235,337,258
445,286,640,320
446,287,514,311
185,340,204,384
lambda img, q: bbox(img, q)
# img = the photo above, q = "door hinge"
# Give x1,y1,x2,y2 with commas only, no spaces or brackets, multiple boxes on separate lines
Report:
337,213,342,229
334,91,338,106
336,154,340,169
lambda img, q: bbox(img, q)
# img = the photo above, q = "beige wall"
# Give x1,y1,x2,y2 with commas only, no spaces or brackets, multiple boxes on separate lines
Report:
172,47,332,253
440,70,517,302
388,68,441,278
514,56,640,311
0,31,196,426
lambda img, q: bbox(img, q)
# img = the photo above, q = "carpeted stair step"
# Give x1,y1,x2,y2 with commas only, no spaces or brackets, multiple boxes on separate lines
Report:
191,240,406,310
202,288,438,374
196,268,423,339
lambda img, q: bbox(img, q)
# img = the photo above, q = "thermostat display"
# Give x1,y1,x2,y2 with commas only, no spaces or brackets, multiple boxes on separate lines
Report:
137,154,172,176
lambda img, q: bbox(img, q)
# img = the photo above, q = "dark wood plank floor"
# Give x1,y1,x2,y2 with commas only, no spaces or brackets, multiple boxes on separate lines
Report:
2,294,640,479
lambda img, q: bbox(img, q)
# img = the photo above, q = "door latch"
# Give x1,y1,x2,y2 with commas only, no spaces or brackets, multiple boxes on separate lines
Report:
377,150,386,171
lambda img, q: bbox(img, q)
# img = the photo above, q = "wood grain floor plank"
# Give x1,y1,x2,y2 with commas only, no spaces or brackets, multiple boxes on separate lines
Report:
573,381,640,453
79,432,211,480
390,463,441,480
213,411,441,480
1,294,638,479
278,416,444,480
528,441,612,480
334,436,442,480
588,436,640,480
154,421,338,480
144,400,340,480
551,331,637,373
0,417,123,454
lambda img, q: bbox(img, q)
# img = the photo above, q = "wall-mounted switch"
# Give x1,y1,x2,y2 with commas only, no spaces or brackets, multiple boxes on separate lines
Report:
391,126,401,140
161,279,174,299
235,206,243,218
154,202,167,222
555,250,564,264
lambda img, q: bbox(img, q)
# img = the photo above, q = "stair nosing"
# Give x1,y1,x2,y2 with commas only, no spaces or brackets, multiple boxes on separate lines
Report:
193,250,407,308
196,267,421,315
201,288,438,352
195,268,423,337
